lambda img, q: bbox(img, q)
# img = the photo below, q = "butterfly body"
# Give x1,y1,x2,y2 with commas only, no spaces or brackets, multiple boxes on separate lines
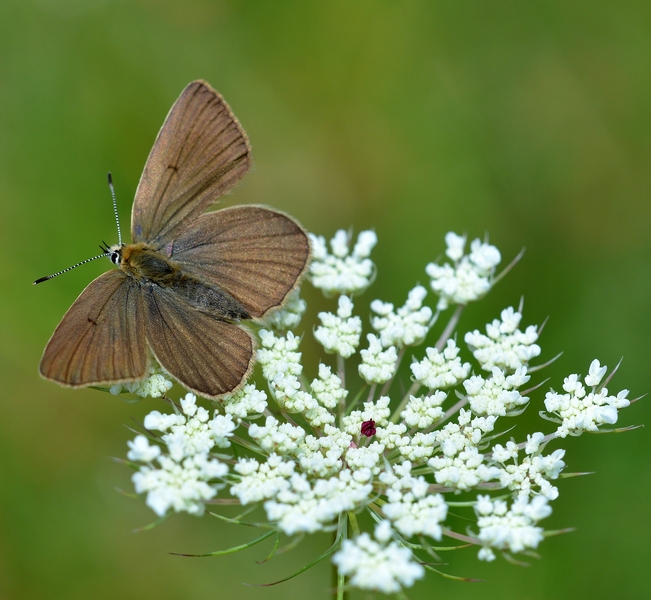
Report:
39,81,310,398
113,242,251,321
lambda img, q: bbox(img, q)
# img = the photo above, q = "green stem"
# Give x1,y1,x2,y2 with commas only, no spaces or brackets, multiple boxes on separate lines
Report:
436,304,465,350
333,514,348,600
337,354,346,423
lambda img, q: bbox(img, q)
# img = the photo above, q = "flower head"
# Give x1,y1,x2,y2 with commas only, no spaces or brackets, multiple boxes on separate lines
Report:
122,229,635,596
308,230,377,296
332,521,425,593
426,233,501,310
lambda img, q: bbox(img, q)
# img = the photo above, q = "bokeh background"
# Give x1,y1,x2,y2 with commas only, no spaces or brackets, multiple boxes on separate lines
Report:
2,1,650,599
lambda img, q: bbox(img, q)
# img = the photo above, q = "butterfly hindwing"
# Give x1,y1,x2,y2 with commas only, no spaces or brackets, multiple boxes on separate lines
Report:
170,205,310,318
143,284,255,398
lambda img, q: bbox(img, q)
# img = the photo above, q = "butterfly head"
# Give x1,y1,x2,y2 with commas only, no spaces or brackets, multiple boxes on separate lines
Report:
100,242,125,266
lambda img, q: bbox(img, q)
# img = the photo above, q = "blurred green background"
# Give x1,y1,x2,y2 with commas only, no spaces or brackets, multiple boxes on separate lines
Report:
1,1,650,599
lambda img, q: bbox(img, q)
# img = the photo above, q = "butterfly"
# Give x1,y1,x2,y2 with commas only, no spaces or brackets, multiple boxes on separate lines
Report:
38,80,310,398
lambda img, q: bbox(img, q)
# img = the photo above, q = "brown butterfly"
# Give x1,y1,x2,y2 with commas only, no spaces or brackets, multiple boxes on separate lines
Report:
37,80,310,399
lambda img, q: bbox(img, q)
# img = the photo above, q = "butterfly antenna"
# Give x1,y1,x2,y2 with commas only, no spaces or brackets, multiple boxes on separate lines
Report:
107,172,122,247
33,252,109,285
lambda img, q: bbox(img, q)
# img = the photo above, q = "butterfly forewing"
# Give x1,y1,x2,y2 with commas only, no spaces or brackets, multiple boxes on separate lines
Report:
40,271,147,386
143,285,255,398
171,205,310,318
131,80,251,248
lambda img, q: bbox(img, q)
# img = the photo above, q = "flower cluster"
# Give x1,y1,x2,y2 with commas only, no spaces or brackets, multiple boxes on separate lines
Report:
123,229,636,596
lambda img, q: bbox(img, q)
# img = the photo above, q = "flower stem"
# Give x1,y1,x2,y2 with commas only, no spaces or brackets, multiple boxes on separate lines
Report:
436,304,465,350
334,515,348,600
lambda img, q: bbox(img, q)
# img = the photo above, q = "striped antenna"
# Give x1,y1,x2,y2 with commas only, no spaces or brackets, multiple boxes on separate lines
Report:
33,252,109,285
33,174,123,285
107,172,122,247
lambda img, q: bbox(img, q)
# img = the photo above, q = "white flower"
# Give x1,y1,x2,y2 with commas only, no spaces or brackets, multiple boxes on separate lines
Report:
314,296,362,357
309,230,377,296
585,359,608,387
543,363,630,437
132,453,228,517
231,454,296,505
382,462,448,538
121,226,635,595
342,397,391,436
426,233,501,310
411,339,471,390
492,441,566,500
469,238,502,273
370,286,432,347
427,415,501,490
430,445,501,490
401,391,446,429
475,495,552,558
358,334,398,384
463,367,530,417
297,425,352,477
398,431,438,461
465,307,541,371
264,470,373,535
141,393,236,461
311,364,348,409
221,384,268,419
257,330,303,380
445,231,467,261
524,431,546,455
127,435,161,462
110,369,173,398
143,411,185,432
261,288,307,331
332,522,425,593
249,415,306,455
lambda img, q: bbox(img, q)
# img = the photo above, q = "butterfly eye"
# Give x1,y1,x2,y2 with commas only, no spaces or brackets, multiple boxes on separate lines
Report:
101,243,122,265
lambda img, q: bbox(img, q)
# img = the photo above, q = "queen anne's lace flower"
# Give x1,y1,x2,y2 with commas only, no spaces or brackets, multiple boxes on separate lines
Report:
309,230,377,296
543,360,630,437
127,435,161,463
427,233,501,310
123,229,634,595
110,367,173,398
221,384,268,419
370,286,432,347
133,453,228,517
257,330,303,380
401,391,446,429
145,393,236,460
261,288,307,331
231,454,296,505
311,363,347,408
463,366,530,417
264,469,373,535
314,296,362,357
332,521,425,593
358,333,398,384
465,307,541,371
475,495,552,560
411,339,471,390
382,462,448,538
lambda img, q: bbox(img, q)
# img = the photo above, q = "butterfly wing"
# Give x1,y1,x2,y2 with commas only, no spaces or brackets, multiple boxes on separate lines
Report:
131,80,251,248
143,285,254,398
170,205,310,318
40,270,147,386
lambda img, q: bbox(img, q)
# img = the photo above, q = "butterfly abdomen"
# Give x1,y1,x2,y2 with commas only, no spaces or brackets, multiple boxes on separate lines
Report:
168,276,251,322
